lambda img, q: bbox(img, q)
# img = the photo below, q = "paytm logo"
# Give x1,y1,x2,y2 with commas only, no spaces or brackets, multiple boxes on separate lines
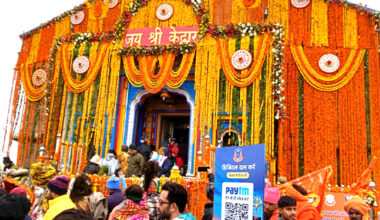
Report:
225,186,250,196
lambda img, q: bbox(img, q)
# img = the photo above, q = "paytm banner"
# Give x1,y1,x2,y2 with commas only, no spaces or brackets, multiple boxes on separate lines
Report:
214,144,266,220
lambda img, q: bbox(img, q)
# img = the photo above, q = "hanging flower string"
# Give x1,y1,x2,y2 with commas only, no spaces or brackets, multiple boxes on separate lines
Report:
324,0,380,18
208,22,286,120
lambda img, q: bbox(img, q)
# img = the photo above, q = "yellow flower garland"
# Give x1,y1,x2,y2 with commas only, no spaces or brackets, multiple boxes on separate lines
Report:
94,47,112,155
290,45,366,91
128,0,197,29
311,0,329,47
105,45,121,154
217,34,270,88
20,32,46,101
61,42,110,93
85,0,111,32
123,51,195,91
166,52,195,88
343,7,358,49
267,0,289,39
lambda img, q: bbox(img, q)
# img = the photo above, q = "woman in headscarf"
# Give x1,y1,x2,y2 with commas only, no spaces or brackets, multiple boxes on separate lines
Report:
158,148,173,177
108,184,149,220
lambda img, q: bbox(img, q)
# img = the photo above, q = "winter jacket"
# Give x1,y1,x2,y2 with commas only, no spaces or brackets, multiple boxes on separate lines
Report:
106,189,124,213
202,203,213,220
53,208,93,220
126,153,145,177
83,162,100,175
99,153,121,176
158,158,173,177
139,143,151,162
117,152,129,175
89,192,108,220
43,195,76,220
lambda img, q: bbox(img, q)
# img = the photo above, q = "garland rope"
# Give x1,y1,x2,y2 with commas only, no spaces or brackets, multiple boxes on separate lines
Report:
290,45,366,91
61,42,110,93
217,34,270,88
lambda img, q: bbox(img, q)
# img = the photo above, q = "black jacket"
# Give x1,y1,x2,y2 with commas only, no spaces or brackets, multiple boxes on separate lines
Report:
202,203,213,220
139,143,151,161
83,162,100,174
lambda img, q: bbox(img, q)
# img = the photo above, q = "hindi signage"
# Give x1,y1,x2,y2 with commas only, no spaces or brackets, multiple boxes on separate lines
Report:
321,192,354,220
214,144,266,220
123,26,198,47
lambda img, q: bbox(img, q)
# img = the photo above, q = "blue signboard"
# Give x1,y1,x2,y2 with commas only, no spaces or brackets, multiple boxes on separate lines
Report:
214,144,266,220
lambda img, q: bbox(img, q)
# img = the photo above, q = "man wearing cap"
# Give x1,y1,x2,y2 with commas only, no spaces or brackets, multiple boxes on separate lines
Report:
126,144,145,177
264,186,280,220
344,196,370,220
43,176,76,220
106,176,124,213
3,156,16,171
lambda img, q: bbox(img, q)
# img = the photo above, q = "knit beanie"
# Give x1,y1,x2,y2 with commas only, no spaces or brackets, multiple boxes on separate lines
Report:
47,176,70,195
129,144,137,151
106,176,121,190
10,187,28,197
264,186,280,204
206,182,215,201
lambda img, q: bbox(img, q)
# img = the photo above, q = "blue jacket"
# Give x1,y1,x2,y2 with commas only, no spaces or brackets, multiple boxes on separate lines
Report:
158,158,173,177
106,189,124,213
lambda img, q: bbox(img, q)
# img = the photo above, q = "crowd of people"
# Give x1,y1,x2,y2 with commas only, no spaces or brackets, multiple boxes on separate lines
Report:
0,137,210,220
0,139,373,220
0,161,201,220
263,183,371,220
83,137,186,178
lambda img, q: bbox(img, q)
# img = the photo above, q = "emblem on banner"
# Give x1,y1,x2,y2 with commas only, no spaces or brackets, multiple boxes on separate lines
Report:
233,148,244,163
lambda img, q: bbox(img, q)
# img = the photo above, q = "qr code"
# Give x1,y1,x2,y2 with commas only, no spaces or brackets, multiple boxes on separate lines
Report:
224,202,249,220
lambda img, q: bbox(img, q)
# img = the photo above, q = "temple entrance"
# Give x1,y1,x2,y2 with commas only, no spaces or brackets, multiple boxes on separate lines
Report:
135,91,190,167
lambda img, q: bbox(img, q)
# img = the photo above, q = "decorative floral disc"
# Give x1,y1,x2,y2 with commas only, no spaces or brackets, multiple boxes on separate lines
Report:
32,69,47,86
319,54,340,73
231,50,252,70
70,11,85,25
73,56,90,74
105,0,118,8
291,0,310,8
156,3,174,21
